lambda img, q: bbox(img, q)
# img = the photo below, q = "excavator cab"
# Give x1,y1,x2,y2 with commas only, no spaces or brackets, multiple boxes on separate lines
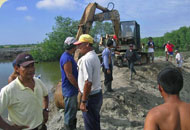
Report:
117,21,141,51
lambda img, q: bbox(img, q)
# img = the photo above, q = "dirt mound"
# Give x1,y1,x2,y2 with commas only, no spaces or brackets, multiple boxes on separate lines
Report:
47,52,190,130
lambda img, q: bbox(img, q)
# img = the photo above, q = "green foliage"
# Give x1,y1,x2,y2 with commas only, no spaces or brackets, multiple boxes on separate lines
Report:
31,17,114,61
141,26,190,51
90,21,114,41
31,17,79,62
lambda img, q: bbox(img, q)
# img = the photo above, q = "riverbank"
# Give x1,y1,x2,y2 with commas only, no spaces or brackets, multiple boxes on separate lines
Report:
47,52,190,130
0,47,31,61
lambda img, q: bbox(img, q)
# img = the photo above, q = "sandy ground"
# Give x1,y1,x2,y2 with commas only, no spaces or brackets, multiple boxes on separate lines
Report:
47,52,190,130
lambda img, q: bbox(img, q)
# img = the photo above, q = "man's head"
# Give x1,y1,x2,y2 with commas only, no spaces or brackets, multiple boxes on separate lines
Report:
157,67,183,95
64,37,77,51
15,53,35,79
149,37,152,41
74,34,94,55
129,44,133,50
16,53,35,67
175,49,179,54
107,39,113,48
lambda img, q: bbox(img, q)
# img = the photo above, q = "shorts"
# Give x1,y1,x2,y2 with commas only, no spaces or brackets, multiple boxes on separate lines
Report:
168,52,173,56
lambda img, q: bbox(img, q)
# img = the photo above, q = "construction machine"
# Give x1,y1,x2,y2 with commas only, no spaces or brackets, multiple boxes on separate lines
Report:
74,2,149,65
54,2,149,110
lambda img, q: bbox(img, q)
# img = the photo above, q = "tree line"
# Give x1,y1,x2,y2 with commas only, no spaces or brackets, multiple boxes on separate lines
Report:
31,16,190,62
141,26,190,51
30,16,113,62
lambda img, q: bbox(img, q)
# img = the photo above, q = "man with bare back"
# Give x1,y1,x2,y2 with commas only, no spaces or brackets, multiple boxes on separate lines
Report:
144,67,190,130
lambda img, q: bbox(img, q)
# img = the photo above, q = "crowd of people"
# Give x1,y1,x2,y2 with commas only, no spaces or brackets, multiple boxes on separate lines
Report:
0,34,188,130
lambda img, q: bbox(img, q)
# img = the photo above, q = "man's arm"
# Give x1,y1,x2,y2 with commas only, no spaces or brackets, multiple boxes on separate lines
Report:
43,95,49,124
64,61,78,89
80,81,92,112
144,110,159,130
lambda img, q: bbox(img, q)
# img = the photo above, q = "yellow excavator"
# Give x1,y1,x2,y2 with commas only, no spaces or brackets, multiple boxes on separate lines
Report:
74,2,149,65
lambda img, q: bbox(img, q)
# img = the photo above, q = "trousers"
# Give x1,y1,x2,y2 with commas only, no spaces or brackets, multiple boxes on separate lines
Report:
82,91,103,130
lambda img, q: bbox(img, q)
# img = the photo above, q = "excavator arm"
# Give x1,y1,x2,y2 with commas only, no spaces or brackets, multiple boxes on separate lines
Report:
76,2,120,45
74,2,120,61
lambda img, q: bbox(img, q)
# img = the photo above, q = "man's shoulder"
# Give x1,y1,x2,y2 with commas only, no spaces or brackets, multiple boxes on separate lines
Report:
147,104,167,119
0,80,18,94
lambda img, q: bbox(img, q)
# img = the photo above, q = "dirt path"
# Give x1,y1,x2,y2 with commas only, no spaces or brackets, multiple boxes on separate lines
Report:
47,52,190,130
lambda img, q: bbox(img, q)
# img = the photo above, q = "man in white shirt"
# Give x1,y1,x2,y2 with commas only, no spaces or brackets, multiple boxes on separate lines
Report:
74,34,102,130
175,50,183,68
147,37,155,63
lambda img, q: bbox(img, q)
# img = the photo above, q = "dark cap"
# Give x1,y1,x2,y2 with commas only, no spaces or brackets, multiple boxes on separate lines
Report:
107,39,113,47
15,53,35,67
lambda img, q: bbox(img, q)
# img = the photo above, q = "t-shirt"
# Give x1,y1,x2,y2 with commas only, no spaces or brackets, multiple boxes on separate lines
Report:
147,41,154,52
166,43,174,52
125,49,140,62
0,77,48,129
60,52,78,97
77,50,102,94
176,53,183,63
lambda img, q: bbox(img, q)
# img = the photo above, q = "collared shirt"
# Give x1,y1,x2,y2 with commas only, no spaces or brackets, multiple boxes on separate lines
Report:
77,50,101,94
0,77,48,130
102,48,112,69
60,52,78,97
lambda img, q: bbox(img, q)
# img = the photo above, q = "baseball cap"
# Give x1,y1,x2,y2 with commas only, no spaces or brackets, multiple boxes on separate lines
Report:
74,34,93,45
15,53,35,67
64,37,77,45
113,35,118,40
64,37,77,50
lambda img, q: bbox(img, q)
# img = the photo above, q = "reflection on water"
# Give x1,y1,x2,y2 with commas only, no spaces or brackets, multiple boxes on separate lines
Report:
0,61,61,91
35,62,61,93
0,62,14,89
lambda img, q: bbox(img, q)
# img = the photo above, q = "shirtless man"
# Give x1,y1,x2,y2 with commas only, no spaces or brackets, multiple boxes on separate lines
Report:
144,67,190,130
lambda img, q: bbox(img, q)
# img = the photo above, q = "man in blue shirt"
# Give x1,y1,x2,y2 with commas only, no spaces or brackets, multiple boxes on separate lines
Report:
60,37,79,130
102,39,114,93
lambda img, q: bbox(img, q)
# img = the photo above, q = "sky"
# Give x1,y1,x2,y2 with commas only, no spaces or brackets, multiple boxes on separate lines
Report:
0,0,190,45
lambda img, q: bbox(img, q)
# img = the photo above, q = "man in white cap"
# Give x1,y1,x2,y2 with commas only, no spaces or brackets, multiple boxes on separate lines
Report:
0,52,49,130
74,34,103,130
60,37,79,130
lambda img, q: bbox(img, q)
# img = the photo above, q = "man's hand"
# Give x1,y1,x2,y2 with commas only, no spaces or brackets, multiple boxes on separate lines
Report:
43,110,49,124
7,125,29,130
107,69,111,74
80,103,88,112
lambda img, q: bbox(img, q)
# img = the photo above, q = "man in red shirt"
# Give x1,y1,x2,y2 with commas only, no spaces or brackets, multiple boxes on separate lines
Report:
166,41,174,62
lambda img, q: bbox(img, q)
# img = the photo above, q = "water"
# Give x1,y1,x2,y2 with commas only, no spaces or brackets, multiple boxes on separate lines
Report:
0,61,61,91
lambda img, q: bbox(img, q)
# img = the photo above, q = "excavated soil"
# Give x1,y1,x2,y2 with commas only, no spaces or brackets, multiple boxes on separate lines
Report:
47,52,190,130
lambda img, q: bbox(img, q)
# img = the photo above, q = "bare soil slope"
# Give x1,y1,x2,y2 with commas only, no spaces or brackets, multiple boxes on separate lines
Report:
47,52,190,130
